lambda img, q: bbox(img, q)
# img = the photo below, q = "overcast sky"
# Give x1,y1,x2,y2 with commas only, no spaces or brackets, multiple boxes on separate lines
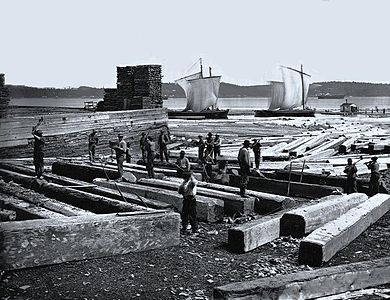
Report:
2,0,390,87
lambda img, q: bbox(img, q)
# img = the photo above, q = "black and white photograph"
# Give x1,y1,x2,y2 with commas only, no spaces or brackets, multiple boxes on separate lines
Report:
1,0,390,299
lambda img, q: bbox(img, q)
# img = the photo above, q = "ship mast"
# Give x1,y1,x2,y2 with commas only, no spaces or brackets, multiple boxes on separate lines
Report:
300,64,305,109
200,58,203,78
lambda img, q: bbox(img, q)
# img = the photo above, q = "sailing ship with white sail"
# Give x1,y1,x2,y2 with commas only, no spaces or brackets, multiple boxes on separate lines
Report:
255,65,315,117
168,59,229,119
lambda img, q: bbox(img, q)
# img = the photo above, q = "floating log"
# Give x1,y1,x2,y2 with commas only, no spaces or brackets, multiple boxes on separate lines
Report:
93,178,224,222
280,193,368,238
0,193,66,220
0,208,16,221
0,211,179,270
165,177,296,214
339,136,359,154
136,178,255,215
229,174,342,198
299,193,390,267
0,168,149,213
0,180,94,217
213,257,390,299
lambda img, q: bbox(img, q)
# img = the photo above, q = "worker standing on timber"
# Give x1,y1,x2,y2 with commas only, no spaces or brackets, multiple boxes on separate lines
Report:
32,128,45,179
176,150,190,178
88,129,99,162
158,129,170,163
197,135,205,162
238,140,251,198
145,136,156,178
203,152,214,182
178,170,199,235
213,134,221,158
251,139,261,169
140,132,147,162
344,158,357,194
113,134,127,181
365,157,380,196
205,132,214,158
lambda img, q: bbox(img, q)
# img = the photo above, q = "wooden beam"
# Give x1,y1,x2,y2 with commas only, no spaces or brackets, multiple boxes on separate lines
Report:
0,211,180,270
93,178,224,222
0,180,94,217
0,168,151,214
229,174,342,198
214,257,390,299
0,193,66,220
299,193,390,266
280,193,368,238
136,178,255,215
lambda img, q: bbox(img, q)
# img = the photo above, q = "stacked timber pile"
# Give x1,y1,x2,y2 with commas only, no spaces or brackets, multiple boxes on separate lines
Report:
0,108,168,158
0,73,10,112
100,65,162,111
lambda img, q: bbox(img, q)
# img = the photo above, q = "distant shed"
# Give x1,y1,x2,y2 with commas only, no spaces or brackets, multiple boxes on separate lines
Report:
340,100,359,115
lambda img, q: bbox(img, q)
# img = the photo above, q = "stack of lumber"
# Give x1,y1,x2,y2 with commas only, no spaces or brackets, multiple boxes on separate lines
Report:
101,65,162,111
0,73,10,111
0,108,168,159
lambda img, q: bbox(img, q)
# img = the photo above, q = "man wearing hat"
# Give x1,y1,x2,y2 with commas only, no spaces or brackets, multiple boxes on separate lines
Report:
113,134,127,180
32,128,45,178
178,170,199,235
213,134,221,158
238,140,251,197
344,158,357,194
176,150,190,178
88,129,99,162
365,156,380,196
158,129,170,163
205,132,214,158
251,138,261,169
197,135,205,162
145,136,156,178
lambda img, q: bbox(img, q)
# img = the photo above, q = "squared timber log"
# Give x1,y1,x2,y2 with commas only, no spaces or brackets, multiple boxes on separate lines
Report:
0,211,180,270
299,193,390,267
214,257,390,299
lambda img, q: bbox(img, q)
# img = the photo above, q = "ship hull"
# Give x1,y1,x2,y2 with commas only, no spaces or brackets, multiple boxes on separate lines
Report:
254,109,315,117
168,109,229,119
318,95,346,99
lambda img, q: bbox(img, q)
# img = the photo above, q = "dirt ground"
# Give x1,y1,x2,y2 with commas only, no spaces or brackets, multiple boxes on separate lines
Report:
1,200,390,300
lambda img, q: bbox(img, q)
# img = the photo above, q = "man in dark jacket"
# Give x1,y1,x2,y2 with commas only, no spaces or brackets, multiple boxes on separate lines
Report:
158,129,169,162
88,129,99,162
344,158,357,194
251,139,261,169
32,129,45,178
365,156,380,196
238,140,251,197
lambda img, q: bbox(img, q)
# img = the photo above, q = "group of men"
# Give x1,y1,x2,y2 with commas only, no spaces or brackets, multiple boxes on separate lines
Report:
197,132,221,161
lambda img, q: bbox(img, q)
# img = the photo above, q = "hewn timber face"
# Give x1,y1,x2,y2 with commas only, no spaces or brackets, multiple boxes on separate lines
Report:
0,108,168,158
0,211,180,270
214,257,390,299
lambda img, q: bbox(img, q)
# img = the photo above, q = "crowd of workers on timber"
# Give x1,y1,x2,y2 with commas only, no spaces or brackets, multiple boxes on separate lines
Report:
32,126,382,235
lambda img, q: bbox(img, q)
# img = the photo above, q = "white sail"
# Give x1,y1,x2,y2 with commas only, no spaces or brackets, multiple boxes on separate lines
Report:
175,72,202,100
268,81,285,111
280,67,311,110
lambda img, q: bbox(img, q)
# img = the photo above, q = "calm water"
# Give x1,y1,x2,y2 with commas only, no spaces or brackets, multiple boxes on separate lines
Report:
9,96,390,111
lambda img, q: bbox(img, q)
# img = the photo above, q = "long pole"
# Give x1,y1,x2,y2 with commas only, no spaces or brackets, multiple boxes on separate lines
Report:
300,160,306,183
200,58,203,78
287,161,293,196
300,64,305,109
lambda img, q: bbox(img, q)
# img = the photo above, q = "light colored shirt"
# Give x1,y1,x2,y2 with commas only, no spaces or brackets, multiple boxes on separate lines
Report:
180,175,198,197
238,147,250,167
176,157,190,171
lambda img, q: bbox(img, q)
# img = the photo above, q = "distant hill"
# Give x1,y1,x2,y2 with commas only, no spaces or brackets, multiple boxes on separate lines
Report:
7,81,390,99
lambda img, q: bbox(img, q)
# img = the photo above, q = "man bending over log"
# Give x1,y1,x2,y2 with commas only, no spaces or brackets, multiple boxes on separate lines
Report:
32,129,45,179
238,140,251,198
178,170,199,235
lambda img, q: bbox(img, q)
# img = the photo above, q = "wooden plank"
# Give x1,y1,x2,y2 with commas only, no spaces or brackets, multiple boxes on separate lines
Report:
280,193,368,238
93,178,224,222
0,180,94,217
165,177,296,214
0,193,66,220
0,211,180,270
136,178,255,216
299,193,390,266
214,257,390,299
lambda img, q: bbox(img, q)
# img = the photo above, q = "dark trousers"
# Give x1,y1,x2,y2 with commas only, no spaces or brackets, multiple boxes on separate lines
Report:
141,147,146,162
369,173,380,196
116,155,125,178
214,146,220,157
240,165,249,194
254,153,260,169
198,147,204,161
160,146,169,162
33,152,44,178
146,153,155,178
181,195,198,232
345,178,357,194
89,144,96,161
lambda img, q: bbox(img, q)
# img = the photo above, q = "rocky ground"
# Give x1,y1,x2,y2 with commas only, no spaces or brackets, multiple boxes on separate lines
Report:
1,196,390,300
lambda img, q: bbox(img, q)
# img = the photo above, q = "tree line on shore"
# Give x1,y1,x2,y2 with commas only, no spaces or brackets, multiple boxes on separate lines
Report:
6,81,390,99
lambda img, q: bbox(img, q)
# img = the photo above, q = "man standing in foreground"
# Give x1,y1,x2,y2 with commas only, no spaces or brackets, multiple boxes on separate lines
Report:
251,138,261,169
32,128,45,178
344,158,357,194
113,134,127,181
365,156,380,196
238,140,251,198
145,136,156,178
178,170,198,235
88,129,98,162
